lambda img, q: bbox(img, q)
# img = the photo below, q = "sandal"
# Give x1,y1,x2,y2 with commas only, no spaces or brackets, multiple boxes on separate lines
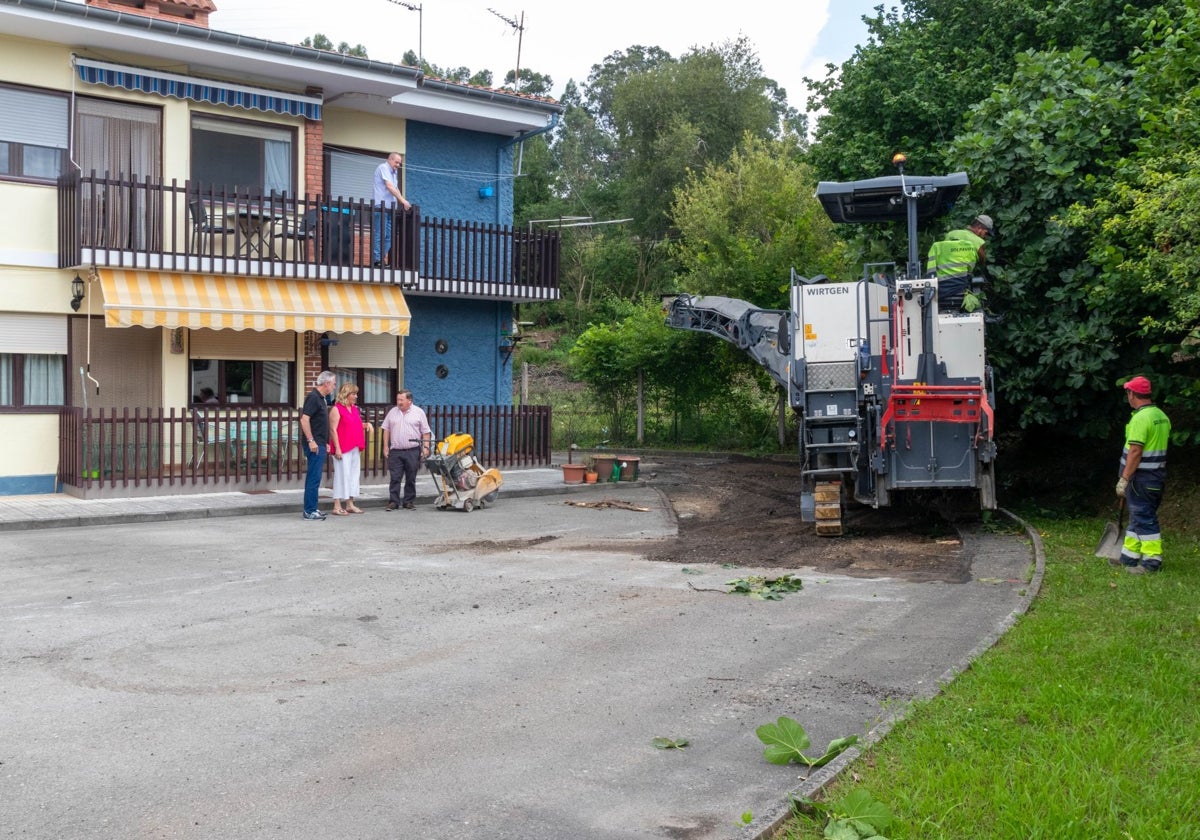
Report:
347,505,364,514
331,508,349,516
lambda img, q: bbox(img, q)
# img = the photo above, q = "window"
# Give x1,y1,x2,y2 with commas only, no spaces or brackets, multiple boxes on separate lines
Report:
326,147,389,201
330,366,396,404
191,360,293,405
0,85,69,182
0,354,66,407
191,116,293,196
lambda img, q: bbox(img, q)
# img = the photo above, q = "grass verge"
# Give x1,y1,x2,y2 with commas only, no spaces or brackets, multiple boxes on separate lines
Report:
773,515,1200,840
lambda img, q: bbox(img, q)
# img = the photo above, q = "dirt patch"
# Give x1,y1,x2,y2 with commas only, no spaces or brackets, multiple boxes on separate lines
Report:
637,455,972,584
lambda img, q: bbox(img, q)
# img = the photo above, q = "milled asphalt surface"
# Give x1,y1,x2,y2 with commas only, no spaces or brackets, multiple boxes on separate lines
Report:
0,455,1042,840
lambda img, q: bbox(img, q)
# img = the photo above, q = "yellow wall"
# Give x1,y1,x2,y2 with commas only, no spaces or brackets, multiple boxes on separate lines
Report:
324,109,405,153
0,267,80,315
0,35,76,90
8,415,60,478
0,186,59,265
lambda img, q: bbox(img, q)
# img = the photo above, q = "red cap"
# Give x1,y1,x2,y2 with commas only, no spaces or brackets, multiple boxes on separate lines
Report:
1124,375,1152,395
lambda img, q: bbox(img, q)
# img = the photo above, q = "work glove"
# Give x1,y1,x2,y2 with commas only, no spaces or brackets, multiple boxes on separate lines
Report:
1115,477,1128,498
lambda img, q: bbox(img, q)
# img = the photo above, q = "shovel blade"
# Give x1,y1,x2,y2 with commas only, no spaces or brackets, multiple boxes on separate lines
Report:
1094,521,1123,560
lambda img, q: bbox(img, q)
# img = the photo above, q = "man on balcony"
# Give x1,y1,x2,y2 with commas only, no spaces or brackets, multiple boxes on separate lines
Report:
373,152,412,267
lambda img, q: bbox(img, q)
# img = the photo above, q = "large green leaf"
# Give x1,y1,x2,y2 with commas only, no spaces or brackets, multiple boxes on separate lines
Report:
836,788,894,834
755,716,810,765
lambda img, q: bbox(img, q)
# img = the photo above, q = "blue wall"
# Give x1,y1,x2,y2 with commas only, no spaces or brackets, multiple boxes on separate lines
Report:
403,296,514,406
406,122,513,227
404,122,515,406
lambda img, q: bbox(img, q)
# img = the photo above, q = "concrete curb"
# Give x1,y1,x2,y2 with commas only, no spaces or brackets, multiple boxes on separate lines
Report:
0,474,647,532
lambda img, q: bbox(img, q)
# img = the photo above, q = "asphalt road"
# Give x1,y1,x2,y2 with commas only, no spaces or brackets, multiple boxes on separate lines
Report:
0,485,1036,840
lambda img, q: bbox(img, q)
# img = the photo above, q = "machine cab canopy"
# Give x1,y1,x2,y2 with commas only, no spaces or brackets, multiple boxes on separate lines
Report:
816,173,969,225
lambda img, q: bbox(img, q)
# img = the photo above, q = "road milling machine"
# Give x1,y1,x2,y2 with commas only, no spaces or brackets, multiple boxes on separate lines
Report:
666,162,997,535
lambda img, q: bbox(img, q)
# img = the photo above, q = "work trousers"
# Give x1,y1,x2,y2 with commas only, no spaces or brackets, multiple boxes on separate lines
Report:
387,447,421,505
1121,474,1165,570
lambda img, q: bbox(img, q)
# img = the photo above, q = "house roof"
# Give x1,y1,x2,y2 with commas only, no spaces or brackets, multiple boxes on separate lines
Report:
0,0,563,135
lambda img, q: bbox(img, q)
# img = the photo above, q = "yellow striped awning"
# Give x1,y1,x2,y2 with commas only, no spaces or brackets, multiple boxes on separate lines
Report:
97,270,410,336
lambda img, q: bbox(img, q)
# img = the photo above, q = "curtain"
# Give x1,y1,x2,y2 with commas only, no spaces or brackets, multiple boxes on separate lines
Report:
23,355,66,406
262,361,289,403
265,140,290,195
75,99,162,250
0,355,12,405
362,369,391,403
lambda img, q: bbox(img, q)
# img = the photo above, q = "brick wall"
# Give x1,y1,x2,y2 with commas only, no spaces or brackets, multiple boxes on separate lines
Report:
86,0,214,27
303,332,323,390
304,89,325,197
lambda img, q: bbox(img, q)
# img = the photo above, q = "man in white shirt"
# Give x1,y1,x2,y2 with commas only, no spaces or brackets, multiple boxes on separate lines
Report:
372,152,413,267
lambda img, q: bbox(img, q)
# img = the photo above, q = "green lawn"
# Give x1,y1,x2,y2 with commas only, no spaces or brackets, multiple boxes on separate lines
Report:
775,514,1200,840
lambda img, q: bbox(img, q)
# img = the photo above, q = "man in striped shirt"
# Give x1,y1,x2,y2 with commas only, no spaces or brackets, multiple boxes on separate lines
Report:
381,389,431,510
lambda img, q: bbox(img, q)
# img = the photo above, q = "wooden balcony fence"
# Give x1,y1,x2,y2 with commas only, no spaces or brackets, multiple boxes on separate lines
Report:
58,404,553,497
57,172,561,301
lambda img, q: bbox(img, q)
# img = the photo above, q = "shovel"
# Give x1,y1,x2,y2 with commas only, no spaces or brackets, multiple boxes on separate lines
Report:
1094,498,1125,562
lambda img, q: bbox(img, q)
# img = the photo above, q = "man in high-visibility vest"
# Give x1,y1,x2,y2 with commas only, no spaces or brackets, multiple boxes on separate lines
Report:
1114,375,1171,574
926,214,993,310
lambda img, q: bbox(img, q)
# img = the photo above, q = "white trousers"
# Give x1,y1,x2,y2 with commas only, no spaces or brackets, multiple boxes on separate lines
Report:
331,448,362,500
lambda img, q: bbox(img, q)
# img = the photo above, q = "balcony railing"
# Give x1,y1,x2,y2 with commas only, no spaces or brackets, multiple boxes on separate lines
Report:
58,403,553,497
57,172,560,301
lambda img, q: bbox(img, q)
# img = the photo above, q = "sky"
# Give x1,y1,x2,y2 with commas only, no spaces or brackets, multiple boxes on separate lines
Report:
209,0,879,111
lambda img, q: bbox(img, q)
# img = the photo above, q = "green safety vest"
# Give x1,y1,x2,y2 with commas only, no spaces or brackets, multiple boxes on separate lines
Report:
926,228,984,277
1122,404,1170,479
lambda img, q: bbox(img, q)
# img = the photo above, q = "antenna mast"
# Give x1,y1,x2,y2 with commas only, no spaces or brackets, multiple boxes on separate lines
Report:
487,8,525,90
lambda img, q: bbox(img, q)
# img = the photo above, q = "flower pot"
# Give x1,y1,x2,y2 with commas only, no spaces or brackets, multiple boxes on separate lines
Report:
561,463,587,484
584,471,598,484
617,455,640,481
591,454,617,481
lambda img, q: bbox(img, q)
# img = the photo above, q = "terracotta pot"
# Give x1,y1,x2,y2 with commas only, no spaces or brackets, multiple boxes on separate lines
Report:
561,463,587,484
584,471,598,484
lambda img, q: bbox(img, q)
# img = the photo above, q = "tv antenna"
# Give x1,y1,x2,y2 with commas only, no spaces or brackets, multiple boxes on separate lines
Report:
487,8,525,91
386,0,423,67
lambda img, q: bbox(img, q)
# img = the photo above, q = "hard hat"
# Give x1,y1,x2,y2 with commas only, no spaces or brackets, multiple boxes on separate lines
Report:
1123,375,1152,395
973,214,994,234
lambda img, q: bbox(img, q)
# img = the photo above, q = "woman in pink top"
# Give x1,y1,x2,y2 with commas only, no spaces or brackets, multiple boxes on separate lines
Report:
328,382,369,515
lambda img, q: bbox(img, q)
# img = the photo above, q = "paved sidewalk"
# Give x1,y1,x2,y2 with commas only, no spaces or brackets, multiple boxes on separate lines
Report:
0,465,619,531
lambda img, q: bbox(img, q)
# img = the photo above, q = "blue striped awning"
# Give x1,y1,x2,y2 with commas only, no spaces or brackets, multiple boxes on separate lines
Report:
74,57,322,120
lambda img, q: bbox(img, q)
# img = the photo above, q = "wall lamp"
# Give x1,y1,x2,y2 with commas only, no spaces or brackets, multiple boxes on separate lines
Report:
70,274,85,311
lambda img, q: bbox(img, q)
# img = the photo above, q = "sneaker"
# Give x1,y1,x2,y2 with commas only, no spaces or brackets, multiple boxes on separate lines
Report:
1126,564,1149,575
1107,556,1124,567
386,502,399,511
403,501,416,510
302,511,326,521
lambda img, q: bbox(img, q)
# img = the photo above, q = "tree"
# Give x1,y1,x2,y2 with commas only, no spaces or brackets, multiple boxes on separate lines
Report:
569,299,751,443
608,37,784,237
300,34,367,57
671,133,848,309
503,68,554,96
948,49,1134,437
805,0,1186,182
1062,1,1200,442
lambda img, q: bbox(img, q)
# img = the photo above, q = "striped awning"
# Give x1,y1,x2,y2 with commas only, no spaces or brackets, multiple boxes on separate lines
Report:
98,271,410,336
74,57,323,120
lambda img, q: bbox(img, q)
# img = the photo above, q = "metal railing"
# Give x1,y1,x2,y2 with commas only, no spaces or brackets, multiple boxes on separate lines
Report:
57,172,561,299
58,403,553,495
